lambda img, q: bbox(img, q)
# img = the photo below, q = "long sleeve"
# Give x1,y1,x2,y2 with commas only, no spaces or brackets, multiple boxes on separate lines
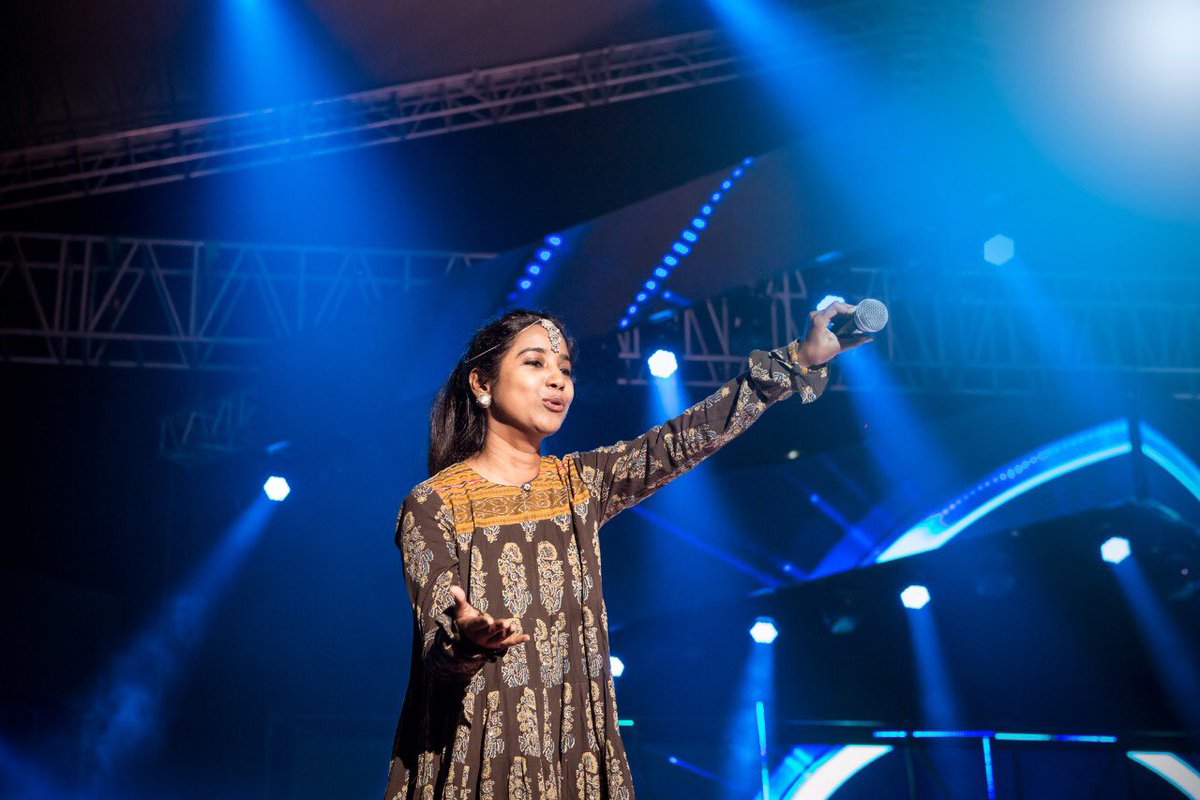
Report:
566,341,829,526
395,487,500,683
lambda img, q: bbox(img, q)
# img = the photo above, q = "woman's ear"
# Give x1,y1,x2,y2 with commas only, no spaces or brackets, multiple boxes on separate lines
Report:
468,368,489,395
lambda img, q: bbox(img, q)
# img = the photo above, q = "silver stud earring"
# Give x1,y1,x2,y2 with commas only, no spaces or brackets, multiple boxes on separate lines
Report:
477,392,492,408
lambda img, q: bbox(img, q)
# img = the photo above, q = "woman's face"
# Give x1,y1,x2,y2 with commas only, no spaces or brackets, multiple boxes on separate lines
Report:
479,323,574,440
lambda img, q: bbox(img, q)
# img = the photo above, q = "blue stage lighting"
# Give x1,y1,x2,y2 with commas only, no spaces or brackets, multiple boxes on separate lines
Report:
546,235,562,246
692,217,707,229
901,585,931,610
733,166,745,178
647,349,679,379
627,304,638,316
526,264,541,275
984,235,1015,266
663,255,679,266
672,242,690,256
519,278,533,290
721,179,733,190
263,476,290,502
636,292,647,302
1102,536,1132,564
681,230,698,243
538,249,552,262
644,280,657,290
654,267,669,278
816,294,846,312
701,204,714,215
611,656,625,677
743,157,754,166
749,617,779,644
619,317,630,329
711,192,723,202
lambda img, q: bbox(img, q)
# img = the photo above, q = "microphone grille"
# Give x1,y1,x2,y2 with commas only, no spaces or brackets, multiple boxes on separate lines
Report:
853,298,889,333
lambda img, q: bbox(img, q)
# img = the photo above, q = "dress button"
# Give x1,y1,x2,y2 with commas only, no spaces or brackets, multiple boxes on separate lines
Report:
521,482,532,492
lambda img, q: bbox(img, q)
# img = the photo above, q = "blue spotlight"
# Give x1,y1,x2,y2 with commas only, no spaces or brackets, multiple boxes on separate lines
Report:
901,585,931,610
681,230,699,243
1102,536,1132,565
644,280,658,290
519,278,533,290
263,476,291,502
627,304,638,316
647,349,679,379
749,616,779,644
721,179,733,190
701,204,714,215
611,656,626,677
654,267,669,278
733,166,745,178
538,249,552,262
636,292,647,302
711,191,723,202
984,235,1015,266
546,235,562,246
619,317,630,329
692,217,707,229
672,242,691,256
526,264,541,276
663,254,679,266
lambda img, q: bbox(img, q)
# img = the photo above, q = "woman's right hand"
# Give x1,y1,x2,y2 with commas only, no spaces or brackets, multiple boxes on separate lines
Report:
449,585,530,649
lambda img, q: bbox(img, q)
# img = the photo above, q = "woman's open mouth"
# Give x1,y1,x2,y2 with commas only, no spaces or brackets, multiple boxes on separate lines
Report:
543,398,565,412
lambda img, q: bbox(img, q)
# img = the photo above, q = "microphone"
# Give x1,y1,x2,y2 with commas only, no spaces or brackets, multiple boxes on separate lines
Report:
831,298,888,337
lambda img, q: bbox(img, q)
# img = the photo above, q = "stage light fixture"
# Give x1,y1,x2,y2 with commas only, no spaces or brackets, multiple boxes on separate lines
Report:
901,584,931,610
984,235,1015,266
647,349,679,379
263,476,291,502
1102,536,1132,564
610,656,625,677
749,616,779,644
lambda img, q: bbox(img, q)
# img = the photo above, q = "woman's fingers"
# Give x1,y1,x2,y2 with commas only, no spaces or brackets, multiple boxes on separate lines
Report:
812,301,857,328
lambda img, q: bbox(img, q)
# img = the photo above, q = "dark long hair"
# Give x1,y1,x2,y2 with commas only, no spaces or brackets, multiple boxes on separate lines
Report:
427,309,577,477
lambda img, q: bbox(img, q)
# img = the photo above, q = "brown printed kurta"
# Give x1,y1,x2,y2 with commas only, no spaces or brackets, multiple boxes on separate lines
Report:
384,343,829,800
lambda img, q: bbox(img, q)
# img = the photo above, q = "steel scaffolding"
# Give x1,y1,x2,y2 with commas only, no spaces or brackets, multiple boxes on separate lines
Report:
614,264,1200,400
0,8,906,212
0,232,492,370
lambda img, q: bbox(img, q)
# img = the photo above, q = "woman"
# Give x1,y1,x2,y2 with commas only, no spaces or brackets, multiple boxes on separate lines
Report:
384,304,868,800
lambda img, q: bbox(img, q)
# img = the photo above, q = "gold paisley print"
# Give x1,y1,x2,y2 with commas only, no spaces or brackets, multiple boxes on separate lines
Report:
483,691,504,759
576,751,601,800
517,689,540,757
502,642,530,688
399,511,433,588
500,541,533,617
469,546,489,614
537,541,564,613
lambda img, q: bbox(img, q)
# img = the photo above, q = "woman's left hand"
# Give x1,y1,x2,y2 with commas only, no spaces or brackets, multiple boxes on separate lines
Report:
792,301,874,367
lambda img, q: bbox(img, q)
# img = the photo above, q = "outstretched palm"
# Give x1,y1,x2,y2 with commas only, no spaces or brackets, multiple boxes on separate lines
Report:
449,585,530,650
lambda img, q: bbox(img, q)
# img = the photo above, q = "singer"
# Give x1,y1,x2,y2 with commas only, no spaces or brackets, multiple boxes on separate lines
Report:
383,303,870,800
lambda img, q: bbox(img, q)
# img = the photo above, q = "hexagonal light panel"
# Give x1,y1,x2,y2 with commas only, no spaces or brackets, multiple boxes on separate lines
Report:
263,476,291,502
984,235,1015,266
1101,536,1131,565
900,584,931,610
749,616,779,644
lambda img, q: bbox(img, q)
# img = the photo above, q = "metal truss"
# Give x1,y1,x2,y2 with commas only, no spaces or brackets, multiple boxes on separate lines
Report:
0,13,903,211
613,264,1200,399
159,387,258,465
0,232,492,370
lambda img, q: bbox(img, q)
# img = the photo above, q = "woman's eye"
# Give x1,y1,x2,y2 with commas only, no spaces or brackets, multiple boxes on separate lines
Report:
561,369,572,377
